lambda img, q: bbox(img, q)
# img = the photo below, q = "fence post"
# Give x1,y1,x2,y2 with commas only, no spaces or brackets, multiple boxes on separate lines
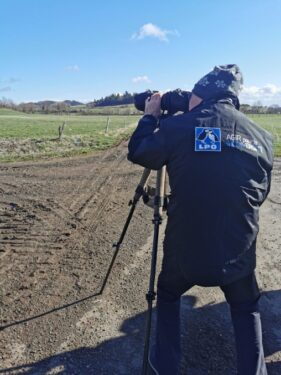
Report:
105,117,110,134
58,121,66,141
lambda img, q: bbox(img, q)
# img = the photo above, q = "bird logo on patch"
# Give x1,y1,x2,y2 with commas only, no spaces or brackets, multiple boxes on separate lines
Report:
195,127,221,152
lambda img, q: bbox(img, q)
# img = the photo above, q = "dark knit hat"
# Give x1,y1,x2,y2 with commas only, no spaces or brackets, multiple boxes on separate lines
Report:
192,64,243,101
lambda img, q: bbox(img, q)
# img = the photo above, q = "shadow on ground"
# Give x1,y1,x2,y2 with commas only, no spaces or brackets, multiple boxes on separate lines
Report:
1,290,280,375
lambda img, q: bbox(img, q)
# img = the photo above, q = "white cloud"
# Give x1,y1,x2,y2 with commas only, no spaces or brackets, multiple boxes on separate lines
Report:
64,65,80,72
132,75,151,84
240,83,281,105
131,23,179,42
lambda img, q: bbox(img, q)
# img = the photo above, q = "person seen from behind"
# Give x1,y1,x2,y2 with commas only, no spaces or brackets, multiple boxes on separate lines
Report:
128,64,273,374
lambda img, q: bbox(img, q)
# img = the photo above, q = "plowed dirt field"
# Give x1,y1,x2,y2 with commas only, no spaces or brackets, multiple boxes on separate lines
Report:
1,143,280,374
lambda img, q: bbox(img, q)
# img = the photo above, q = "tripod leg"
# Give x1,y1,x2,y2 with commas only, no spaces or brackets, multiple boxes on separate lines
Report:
99,168,151,295
114,168,151,248
142,166,166,375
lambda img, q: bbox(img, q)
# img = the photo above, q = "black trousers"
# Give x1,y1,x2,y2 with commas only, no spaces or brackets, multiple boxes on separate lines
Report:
150,272,267,375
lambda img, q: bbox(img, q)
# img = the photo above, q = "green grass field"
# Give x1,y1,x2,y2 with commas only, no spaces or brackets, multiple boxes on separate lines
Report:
248,114,281,156
0,108,280,162
0,109,138,138
0,108,140,162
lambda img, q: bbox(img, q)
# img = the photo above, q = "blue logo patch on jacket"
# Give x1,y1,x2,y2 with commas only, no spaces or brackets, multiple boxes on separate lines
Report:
195,127,221,152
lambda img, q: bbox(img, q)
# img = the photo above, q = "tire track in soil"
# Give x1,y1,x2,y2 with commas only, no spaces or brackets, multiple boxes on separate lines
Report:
0,199,64,295
50,146,132,297
0,145,129,319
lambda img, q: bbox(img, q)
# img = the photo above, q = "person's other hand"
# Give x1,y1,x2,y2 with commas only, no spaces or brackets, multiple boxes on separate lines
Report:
144,92,162,119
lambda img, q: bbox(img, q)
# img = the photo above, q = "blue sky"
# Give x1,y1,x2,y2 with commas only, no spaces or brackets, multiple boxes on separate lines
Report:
1,0,281,105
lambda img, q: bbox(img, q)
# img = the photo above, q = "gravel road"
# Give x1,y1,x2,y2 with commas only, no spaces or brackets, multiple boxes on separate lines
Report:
0,144,280,374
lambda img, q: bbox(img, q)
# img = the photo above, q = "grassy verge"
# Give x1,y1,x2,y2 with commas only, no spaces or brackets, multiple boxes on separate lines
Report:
0,132,133,163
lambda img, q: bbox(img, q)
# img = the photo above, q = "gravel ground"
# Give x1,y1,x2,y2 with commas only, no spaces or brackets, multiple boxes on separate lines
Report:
0,144,280,374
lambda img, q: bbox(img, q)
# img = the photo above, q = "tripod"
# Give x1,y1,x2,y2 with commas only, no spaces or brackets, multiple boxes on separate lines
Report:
105,166,168,374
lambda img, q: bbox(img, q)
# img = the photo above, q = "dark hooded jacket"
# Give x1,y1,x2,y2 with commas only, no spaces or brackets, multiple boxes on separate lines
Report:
128,97,273,286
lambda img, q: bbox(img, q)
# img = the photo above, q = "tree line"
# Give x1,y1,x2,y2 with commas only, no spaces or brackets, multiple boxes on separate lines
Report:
87,91,134,107
0,92,137,114
240,103,281,114
1,94,281,115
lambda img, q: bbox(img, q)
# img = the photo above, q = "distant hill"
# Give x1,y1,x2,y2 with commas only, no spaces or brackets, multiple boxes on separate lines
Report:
0,91,141,115
63,100,84,106
30,100,83,107
36,100,56,106
27,93,135,108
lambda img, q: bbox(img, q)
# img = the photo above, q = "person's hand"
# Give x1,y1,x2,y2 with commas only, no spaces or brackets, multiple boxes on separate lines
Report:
144,92,162,119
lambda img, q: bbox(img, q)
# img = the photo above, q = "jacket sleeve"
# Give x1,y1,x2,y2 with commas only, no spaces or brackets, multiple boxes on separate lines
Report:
128,115,169,170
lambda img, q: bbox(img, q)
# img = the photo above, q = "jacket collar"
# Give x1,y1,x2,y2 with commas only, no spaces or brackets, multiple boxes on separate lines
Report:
202,94,240,110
